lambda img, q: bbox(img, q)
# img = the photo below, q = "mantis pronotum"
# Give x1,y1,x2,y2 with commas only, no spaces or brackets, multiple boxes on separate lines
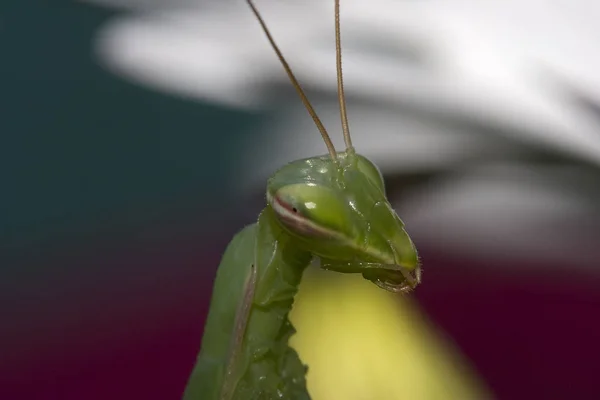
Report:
182,1,421,399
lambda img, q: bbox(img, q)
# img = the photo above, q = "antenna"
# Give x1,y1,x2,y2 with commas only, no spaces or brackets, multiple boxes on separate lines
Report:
246,0,337,160
335,0,353,152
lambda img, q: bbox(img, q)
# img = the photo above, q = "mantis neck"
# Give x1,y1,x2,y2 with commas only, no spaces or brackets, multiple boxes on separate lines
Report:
183,208,313,400
234,207,313,399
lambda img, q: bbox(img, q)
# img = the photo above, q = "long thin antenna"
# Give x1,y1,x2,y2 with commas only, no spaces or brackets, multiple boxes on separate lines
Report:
335,0,353,152
247,0,337,160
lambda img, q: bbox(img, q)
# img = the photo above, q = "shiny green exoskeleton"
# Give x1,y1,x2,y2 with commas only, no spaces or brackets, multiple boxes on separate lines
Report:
267,151,419,287
182,1,421,399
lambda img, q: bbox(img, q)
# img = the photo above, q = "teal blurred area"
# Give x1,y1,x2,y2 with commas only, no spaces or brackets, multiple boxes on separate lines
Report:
1,2,260,252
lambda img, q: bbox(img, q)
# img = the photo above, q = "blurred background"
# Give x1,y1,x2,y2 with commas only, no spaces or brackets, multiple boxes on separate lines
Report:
3,0,600,398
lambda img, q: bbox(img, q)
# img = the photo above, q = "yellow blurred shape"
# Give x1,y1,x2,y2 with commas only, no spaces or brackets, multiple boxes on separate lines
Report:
289,267,493,400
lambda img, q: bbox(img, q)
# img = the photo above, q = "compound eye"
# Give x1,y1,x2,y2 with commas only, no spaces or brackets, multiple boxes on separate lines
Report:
356,155,385,193
270,183,349,238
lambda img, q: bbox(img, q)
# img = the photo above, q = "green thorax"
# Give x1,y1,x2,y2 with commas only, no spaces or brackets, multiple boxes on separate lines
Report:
233,207,312,400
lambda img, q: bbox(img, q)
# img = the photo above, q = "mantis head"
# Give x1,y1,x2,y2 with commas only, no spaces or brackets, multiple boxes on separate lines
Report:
267,152,421,293
249,0,421,293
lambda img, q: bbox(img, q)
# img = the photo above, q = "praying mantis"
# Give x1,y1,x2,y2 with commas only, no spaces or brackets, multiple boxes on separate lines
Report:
182,1,421,399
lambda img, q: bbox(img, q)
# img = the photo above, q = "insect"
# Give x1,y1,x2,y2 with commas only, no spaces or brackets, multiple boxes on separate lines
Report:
182,1,421,399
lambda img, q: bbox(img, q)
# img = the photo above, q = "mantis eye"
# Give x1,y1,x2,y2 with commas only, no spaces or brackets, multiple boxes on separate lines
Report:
269,183,349,238
355,154,386,193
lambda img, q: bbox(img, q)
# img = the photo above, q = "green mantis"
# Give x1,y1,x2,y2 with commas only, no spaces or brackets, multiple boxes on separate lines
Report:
182,1,421,399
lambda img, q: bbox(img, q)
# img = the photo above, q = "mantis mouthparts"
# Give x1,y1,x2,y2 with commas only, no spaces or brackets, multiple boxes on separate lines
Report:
363,265,422,294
